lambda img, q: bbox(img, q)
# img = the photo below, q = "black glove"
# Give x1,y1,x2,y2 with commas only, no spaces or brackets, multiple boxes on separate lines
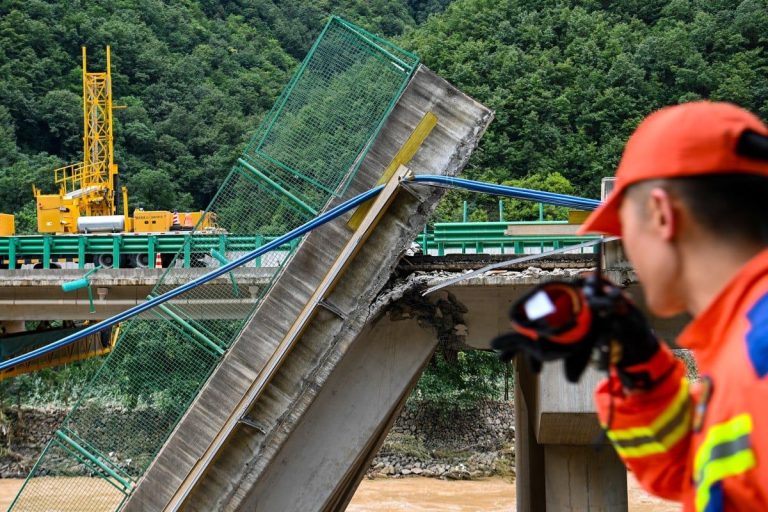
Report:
491,330,594,382
491,275,663,388
583,277,668,389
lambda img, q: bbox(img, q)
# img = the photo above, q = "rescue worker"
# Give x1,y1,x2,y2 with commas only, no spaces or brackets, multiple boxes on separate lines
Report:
493,101,768,510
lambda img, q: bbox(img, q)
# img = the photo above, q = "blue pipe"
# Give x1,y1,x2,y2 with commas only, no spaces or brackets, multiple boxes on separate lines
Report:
411,175,601,211
1,177,601,371
0,185,385,372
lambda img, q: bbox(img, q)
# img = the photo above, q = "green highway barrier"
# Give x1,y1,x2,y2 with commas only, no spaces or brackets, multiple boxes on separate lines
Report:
0,222,599,270
419,221,599,256
0,234,296,270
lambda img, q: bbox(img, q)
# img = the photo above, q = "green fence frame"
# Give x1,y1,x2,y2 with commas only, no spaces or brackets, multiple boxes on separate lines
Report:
10,16,420,512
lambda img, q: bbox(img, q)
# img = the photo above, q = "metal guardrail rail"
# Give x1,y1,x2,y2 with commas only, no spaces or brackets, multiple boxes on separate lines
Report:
0,221,599,270
421,221,599,256
0,225,598,270
0,234,299,269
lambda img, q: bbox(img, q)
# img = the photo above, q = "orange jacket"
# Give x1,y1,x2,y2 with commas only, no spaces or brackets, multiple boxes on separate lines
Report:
595,250,768,511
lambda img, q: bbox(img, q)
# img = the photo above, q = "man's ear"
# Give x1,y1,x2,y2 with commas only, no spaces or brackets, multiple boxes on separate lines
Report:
647,187,676,241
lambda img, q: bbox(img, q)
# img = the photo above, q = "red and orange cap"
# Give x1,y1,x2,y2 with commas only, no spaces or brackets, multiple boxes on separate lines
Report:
579,101,768,236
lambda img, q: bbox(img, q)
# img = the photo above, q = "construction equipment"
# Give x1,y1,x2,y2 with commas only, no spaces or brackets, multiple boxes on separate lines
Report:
0,46,218,268
0,321,117,381
0,213,14,236
30,46,214,237
33,46,124,234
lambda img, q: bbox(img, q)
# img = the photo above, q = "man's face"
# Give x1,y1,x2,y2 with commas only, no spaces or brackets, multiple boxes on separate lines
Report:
618,187,687,317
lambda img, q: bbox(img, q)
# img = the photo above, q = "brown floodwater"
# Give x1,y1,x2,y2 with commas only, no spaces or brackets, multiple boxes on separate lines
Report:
348,475,678,511
0,475,678,511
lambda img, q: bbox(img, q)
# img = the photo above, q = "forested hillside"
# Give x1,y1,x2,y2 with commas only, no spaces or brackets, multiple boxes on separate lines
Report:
402,0,768,219
1,0,767,224
0,0,450,227
1,0,767,412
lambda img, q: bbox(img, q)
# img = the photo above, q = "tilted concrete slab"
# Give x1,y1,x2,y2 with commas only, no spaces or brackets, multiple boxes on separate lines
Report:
123,65,493,511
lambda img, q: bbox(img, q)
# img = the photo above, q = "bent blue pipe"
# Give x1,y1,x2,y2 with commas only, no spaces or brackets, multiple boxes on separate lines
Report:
0,185,384,372
411,175,601,211
1,177,601,371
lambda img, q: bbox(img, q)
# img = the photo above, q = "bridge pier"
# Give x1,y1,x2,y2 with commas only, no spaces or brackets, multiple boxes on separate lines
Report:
514,358,628,512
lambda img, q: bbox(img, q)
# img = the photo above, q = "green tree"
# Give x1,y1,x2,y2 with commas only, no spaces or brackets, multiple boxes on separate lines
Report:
500,171,575,221
414,350,507,408
39,89,82,158
403,0,768,221
0,106,18,168
126,168,193,211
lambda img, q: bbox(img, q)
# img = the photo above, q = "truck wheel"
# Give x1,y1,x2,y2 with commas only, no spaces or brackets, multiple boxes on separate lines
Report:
161,254,175,268
128,254,150,268
95,254,114,268
32,262,61,269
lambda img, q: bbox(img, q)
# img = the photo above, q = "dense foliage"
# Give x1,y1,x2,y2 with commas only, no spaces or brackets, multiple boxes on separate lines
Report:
3,0,766,218
403,0,768,199
2,0,768,407
0,0,451,220
413,351,510,408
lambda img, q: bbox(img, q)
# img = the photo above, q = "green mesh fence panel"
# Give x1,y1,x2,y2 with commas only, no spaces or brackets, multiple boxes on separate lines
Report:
242,16,419,212
10,16,417,511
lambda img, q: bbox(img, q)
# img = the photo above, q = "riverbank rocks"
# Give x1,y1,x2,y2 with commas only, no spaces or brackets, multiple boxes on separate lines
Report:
0,406,175,478
1,400,516,480
0,408,67,477
367,399,516,481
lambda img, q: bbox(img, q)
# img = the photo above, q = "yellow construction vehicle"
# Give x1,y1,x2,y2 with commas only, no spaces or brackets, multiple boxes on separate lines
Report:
31,46,214,235
33,46,127,234
0,214,15,236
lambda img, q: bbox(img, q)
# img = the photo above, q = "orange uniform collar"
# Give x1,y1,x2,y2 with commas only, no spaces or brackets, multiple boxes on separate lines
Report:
677,248,768,353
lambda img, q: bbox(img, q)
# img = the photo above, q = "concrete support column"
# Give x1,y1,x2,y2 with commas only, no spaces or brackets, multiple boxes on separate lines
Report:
514,358,628,511
544,445,627,511
514,357,545,511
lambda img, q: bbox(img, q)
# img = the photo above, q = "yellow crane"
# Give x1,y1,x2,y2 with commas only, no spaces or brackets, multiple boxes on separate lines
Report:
33,46,130,234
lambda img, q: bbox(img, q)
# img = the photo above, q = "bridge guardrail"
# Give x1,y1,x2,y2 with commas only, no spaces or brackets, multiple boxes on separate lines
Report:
419,221,599,256
0,234,300,269
0,222,598,270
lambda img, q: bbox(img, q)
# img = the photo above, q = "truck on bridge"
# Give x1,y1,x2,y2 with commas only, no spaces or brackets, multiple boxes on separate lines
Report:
1,46,216,268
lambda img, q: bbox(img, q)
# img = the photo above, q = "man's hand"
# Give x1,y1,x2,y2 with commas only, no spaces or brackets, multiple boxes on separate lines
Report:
491,276,666,388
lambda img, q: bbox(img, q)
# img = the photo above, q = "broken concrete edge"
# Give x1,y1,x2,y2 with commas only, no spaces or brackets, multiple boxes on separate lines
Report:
419,266,596,290
374,269,696,365
123,64,495,511
200,71,497,508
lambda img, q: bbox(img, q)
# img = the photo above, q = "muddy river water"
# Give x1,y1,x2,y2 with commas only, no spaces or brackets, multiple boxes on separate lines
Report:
0,475,678,510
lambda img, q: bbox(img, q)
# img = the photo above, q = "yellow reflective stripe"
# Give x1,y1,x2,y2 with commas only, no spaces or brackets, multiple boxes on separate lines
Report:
695,446,755,512
610,406,691,458
605,378,691,458
693,414,755,512
608,378,689,440
694,414,752,479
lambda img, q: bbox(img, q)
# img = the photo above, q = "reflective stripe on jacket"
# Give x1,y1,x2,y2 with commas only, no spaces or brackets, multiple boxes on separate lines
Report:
596,249,768,511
